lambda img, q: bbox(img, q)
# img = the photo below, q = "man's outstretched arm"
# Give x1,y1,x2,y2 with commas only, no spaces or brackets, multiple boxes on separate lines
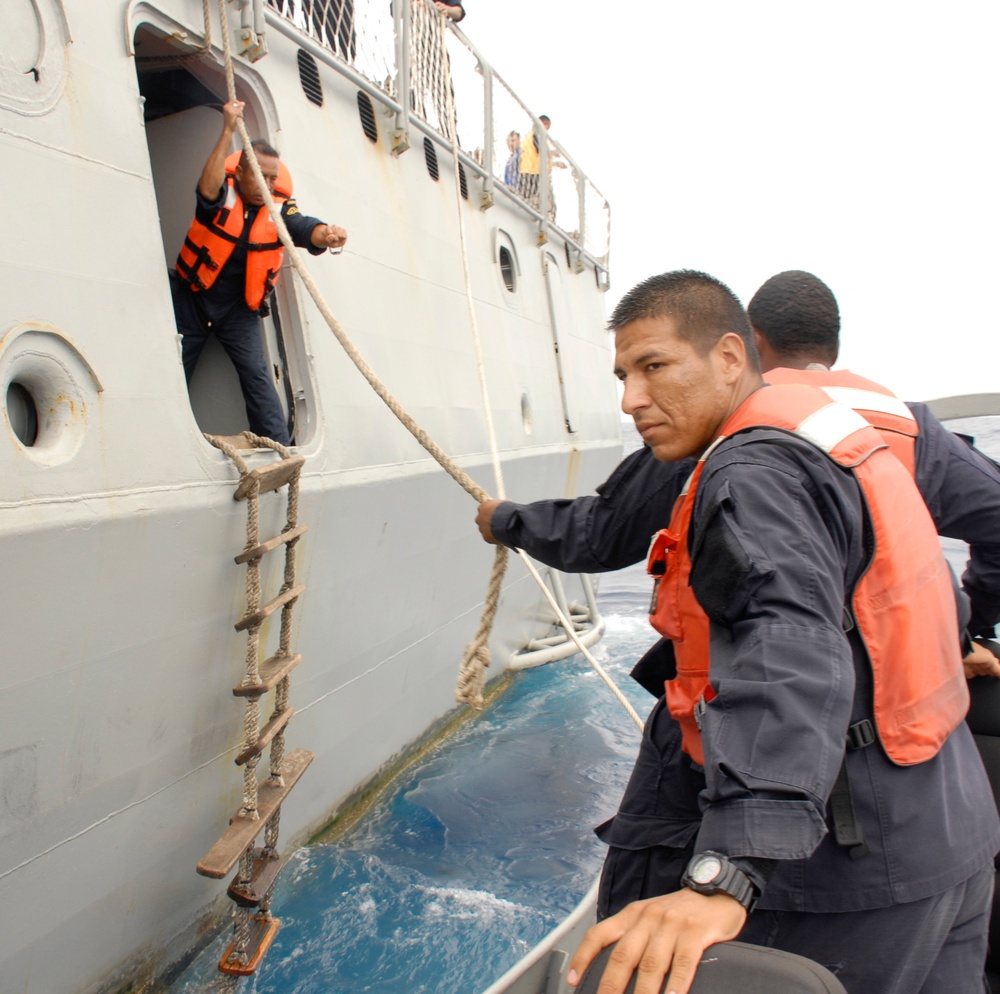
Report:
475,448,693,573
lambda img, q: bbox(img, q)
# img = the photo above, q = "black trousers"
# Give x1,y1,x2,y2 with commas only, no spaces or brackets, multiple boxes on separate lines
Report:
170,276,291,446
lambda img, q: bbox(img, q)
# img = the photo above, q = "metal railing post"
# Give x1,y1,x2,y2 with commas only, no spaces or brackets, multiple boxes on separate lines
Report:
480,59,495,210
392,0,411,155
536,119,549,244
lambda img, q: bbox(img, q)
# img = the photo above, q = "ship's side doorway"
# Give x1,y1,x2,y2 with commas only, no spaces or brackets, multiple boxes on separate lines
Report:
133,25,308,445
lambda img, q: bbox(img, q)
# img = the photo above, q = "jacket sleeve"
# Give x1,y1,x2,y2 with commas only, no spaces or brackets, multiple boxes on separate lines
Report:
909,402,1000,636
688,438,859,862
281,200,328,256
490,448,692,573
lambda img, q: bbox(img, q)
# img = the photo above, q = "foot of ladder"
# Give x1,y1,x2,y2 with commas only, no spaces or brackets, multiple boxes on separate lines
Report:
218,914,280,976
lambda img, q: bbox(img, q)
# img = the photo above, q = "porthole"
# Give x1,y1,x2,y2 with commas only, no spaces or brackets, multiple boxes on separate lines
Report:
423,137,439,181
6,382,38,446
357,90,378,142
0,326,102,464
520,393,533,435
297,49,323,107
458,162,468,200
499,246,516,292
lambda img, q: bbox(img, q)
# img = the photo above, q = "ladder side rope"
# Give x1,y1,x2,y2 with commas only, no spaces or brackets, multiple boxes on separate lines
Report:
215,0,640,731
209,435,265,816
436,14,642,731
428,5,511,706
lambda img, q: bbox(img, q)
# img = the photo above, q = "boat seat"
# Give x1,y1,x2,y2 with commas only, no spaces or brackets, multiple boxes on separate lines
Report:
577,941,847,994
965,673,1000,994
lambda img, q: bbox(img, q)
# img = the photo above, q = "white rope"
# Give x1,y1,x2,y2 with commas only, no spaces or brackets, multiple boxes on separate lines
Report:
515,553,643,730
436,11,643,732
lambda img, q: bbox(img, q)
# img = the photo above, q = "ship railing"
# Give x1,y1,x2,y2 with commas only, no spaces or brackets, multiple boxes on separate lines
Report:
509,571,605,670
262,0,611,271
924,393,1000,421
478,878,599,994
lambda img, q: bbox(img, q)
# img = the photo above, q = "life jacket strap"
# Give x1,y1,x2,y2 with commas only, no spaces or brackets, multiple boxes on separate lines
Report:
829,720,876,860
177,236,219,290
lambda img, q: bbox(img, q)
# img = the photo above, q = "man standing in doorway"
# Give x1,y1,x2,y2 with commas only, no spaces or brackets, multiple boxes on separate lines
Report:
171,99,347,445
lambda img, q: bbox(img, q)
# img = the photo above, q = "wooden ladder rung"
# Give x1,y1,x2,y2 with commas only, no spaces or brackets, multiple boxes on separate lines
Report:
235,584,305,632
234,707,295,766
227,848,284,907
197,748,314,879
233,653,302,698
234,456,306,501
235,524,309,564
218,914,281,976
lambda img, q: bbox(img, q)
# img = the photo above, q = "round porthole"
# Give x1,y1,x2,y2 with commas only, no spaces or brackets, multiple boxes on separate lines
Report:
6,381,38,446
0,327,101,463
520,392,533,435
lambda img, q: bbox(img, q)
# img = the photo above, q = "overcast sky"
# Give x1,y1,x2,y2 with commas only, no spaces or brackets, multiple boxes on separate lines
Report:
466,1,998,403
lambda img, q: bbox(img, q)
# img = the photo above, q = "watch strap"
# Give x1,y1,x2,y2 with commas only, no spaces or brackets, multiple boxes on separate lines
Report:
681,851,757,912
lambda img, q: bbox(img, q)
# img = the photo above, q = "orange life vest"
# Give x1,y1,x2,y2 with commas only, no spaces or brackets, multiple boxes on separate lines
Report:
765,367,917,477
647,383,967,767
175,152,294,311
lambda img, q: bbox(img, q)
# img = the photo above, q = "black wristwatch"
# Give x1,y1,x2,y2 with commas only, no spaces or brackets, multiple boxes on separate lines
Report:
681,851,757,912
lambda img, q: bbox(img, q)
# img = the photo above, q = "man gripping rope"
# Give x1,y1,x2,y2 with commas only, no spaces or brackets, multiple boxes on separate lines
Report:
171,99,347,445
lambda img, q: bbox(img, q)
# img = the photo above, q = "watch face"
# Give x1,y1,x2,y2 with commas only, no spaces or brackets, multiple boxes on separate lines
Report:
690,854,722,885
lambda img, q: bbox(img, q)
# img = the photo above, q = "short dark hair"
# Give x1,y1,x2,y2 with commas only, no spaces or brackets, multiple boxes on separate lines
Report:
539,114,551,125
609,269,756,361
240,138,281,164
747,270,839,366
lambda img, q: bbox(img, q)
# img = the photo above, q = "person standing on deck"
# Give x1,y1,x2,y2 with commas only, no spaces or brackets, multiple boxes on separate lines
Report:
503,130,522,187
171,99,347,446
518,115,565,215
558,270,999,994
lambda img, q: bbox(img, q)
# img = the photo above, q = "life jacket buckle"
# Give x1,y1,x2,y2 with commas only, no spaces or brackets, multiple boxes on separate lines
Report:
694,695,707,731
846,719,876,750
648,579,661,616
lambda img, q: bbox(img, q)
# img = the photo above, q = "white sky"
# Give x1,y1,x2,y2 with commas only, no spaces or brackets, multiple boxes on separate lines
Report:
467,1,999,403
